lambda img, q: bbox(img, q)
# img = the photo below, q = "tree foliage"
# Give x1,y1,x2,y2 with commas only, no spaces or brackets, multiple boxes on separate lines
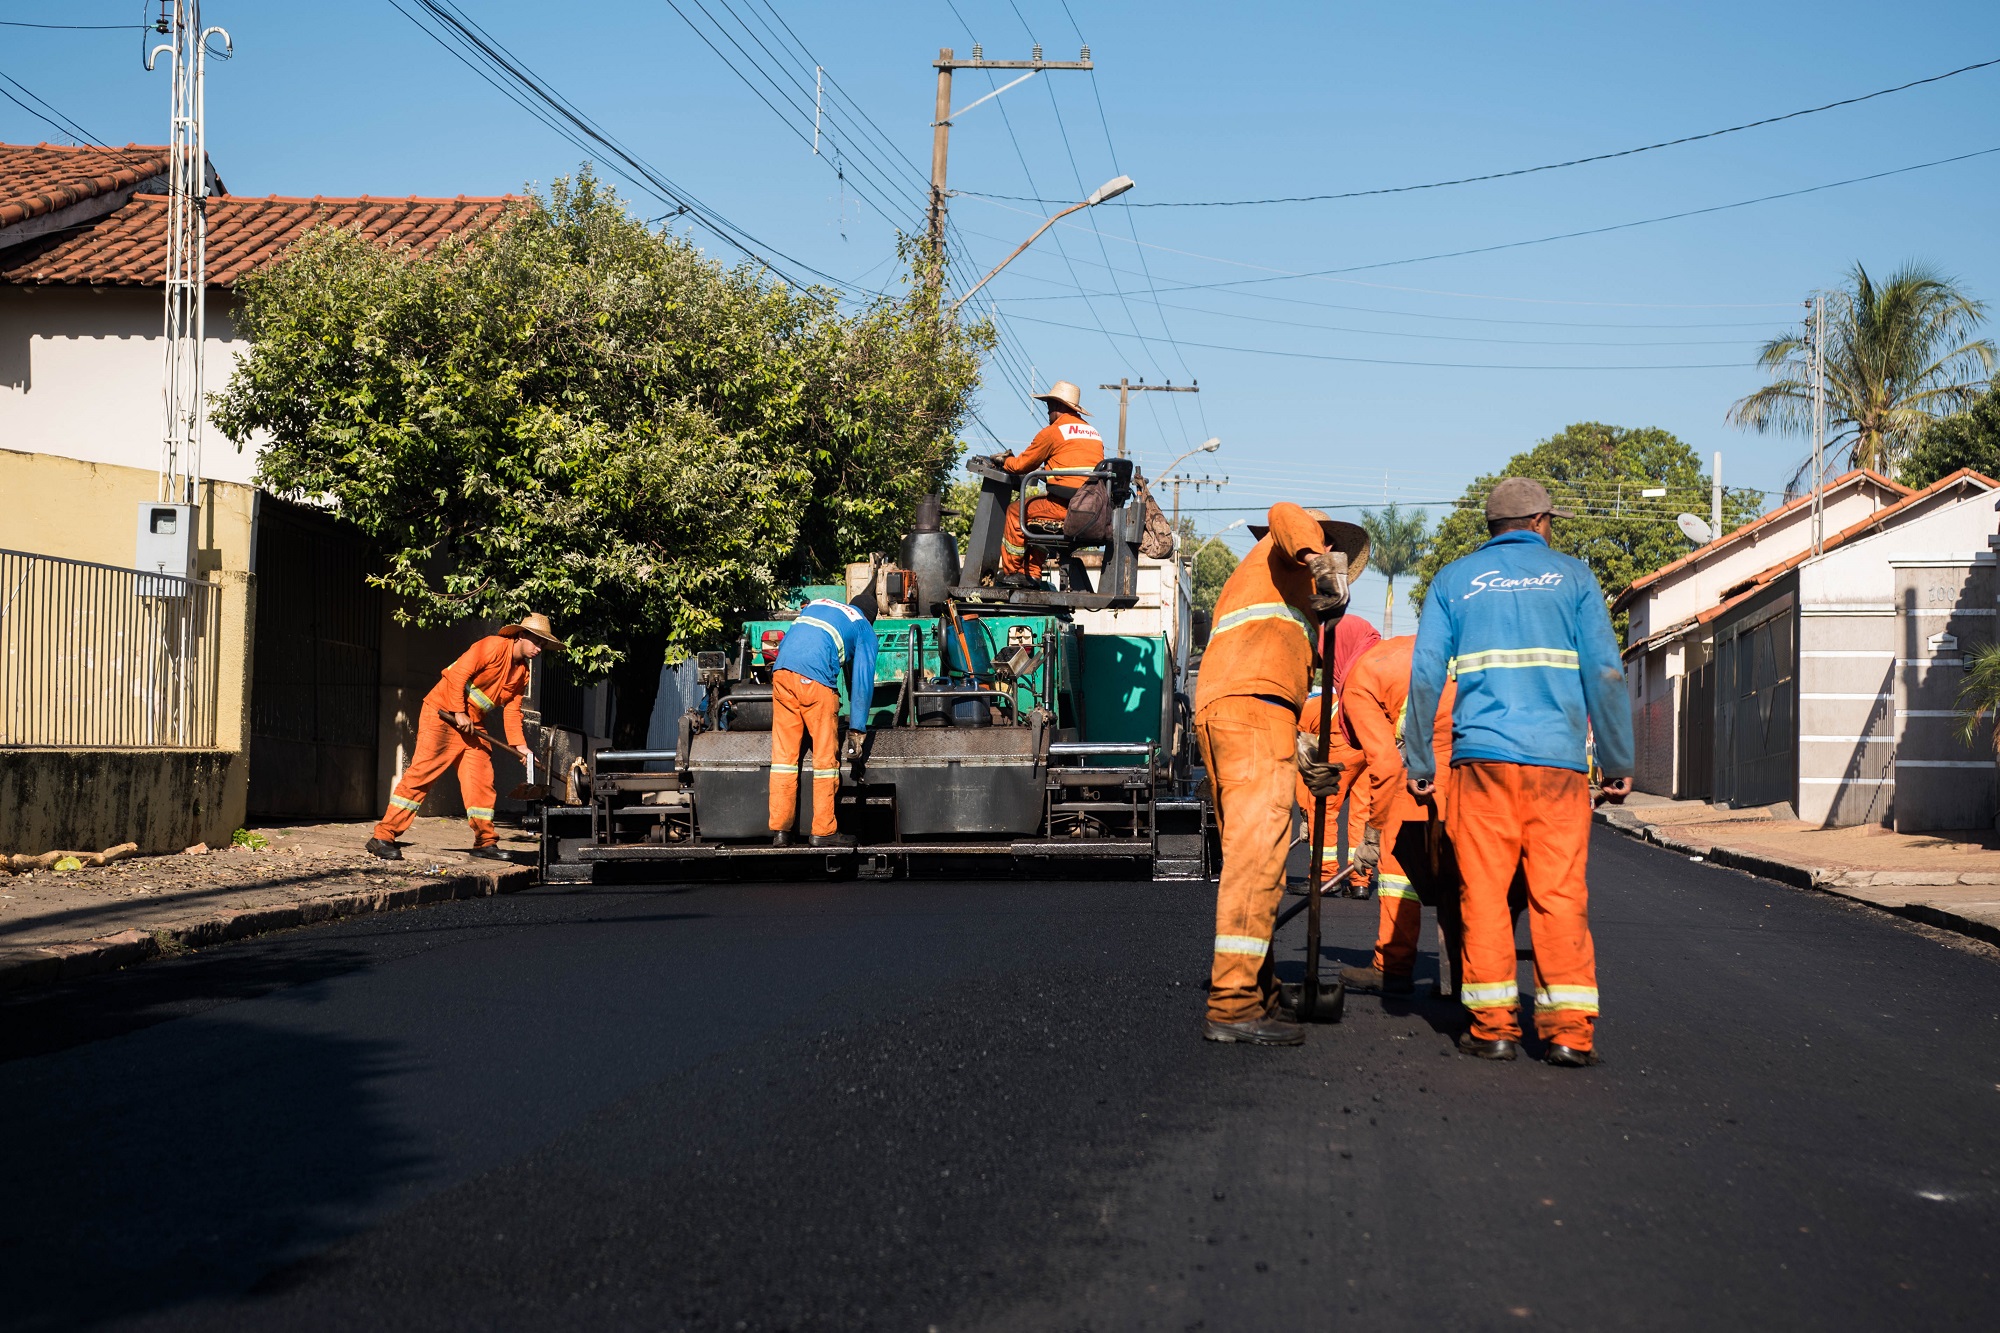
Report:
1897,383,2000,488
1409,423,1763,639
1728,261,1994,482
1359,502,1430,635
215,171,991,712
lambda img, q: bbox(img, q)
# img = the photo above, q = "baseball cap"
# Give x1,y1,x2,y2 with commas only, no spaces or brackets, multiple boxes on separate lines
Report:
1485,477,1574,522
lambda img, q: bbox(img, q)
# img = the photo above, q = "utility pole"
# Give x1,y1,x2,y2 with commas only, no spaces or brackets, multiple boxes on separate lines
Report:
1810,293,1827,556
1711,451,1722,540
145,2,229,507
1097,378,1200,458
1168,474,1227,532
929,44,1093,265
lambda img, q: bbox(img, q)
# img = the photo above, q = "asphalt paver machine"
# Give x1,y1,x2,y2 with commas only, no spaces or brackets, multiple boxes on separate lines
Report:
538,458,1211,882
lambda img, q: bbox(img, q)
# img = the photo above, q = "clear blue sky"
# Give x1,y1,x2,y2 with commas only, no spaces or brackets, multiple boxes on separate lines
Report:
7,1,1999,609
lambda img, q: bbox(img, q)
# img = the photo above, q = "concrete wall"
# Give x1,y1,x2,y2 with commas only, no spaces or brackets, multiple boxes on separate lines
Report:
1797,607,1896,827
0,748,243,855
0,287,260,484
1891,556,1996,832
0,447,256,576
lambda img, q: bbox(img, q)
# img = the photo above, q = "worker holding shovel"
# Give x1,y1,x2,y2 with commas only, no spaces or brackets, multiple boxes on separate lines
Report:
367,613,567,862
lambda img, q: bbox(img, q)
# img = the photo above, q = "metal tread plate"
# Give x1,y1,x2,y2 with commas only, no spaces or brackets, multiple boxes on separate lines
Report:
577,838,1153,862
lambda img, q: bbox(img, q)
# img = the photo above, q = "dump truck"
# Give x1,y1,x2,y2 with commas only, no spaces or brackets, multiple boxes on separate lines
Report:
538,456,1210,882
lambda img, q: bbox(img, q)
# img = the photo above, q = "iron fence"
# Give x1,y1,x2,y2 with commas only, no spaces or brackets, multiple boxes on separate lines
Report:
0,548,222,747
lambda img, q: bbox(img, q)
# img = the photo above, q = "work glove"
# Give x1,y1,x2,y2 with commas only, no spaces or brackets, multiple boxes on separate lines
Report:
1305,551,1350,619
1353,824,1382,872
842,731,867,762
1294,731,1344,799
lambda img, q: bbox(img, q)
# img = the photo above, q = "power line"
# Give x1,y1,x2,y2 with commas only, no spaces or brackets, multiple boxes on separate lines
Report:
1002,313,1749,370
0,20,145,30
962,55,2000,207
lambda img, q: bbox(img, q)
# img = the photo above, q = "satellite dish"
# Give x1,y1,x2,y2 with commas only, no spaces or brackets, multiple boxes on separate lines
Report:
1677,513,1714,545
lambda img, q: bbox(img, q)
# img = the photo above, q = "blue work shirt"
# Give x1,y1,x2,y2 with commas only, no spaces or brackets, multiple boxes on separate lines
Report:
771,599,879,730
1405,530,1633,781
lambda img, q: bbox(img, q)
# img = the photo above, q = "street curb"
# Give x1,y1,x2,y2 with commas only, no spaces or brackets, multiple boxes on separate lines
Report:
0,865,535,996
1594,808,2000,948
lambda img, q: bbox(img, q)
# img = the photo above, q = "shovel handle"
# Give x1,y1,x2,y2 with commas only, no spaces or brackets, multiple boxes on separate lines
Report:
1302,615,1341,1009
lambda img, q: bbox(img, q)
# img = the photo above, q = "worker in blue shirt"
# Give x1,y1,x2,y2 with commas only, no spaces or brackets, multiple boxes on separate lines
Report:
1405,478,1633,1067
768,589,879,848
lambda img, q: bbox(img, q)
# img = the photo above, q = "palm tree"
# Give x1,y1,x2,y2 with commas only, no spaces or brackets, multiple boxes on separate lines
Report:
1729,262,1995,483
1359,503,1430,635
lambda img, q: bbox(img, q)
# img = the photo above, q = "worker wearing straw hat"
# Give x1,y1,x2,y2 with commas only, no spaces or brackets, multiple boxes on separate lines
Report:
986,380,1105,589
367,613,567,862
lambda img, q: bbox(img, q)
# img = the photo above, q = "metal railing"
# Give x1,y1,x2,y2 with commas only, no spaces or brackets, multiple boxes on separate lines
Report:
0,548,222,747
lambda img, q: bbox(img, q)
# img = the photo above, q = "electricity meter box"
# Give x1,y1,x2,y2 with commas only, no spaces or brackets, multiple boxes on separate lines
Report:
135,502,197,583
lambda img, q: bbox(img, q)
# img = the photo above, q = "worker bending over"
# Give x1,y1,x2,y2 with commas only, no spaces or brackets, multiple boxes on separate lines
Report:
368,613,566,861
1195,503,1367,1046
768,590,879,849
1337,633,1457,996
1405,479,1633,1066
987,380,1104,589
1293,615,1381,897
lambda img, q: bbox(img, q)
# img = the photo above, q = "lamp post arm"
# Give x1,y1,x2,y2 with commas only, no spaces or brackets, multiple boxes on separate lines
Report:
948,198,1091,316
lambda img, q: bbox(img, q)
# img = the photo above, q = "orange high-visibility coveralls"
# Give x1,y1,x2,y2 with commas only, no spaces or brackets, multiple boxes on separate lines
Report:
998,412,1104,579
1342,636,1456,978
1295,690,1370,892
373,635,528,848
768,668,842,838
1193,503,1330,1025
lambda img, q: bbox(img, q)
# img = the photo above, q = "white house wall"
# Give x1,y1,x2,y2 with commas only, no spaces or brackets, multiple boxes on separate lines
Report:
0,287,261,485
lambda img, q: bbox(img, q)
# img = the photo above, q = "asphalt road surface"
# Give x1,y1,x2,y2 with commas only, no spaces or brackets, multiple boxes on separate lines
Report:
4,829,1997,1331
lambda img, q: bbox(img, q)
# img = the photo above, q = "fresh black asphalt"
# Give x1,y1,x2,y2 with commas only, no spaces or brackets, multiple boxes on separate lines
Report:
2,829,1996,1331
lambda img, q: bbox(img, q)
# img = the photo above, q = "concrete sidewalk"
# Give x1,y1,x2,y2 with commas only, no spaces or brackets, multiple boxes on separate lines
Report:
0,817,538,992
1598,794,2000,947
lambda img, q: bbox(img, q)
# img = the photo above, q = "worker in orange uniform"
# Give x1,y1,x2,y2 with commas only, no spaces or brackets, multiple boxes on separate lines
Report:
1293,615,1381,897
987,380,1104,589
767,589,880,848
367,613,566,862
1195,504,1369,1046
1405,479,1633,1067
1337,633,1458,996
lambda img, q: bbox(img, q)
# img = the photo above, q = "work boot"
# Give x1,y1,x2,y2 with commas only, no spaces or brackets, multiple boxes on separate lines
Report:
772,829,795,848
1544,1044,1600,1067
1456,1033,1520,1060
996,573,1041,590
364,837,403,862
1338,965,1413,996
810,832,857,849
1203,1015,1305,1046
468,845,511,862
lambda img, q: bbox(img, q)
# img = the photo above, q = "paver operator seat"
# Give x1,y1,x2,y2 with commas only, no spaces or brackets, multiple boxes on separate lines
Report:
954,455,1144,611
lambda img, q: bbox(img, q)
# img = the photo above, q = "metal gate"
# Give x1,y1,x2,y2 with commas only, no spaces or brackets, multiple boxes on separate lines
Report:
1714,600,1795,808
1677,649,1714,800
248,498,381,818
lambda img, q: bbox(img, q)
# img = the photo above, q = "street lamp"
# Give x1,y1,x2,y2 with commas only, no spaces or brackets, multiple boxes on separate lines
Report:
949,175,1135,315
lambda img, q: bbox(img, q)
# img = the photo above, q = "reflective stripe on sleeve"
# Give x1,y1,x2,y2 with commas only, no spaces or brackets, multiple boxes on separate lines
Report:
465,806,495,821
1534,984,1600,1014
1213,933,1270,957
389,794,421,812
795,615,848,664
1210,600,1311,643
467,684,496,711
1378,876,1420,902
1459,980,1521,1009
1450,647,1579,675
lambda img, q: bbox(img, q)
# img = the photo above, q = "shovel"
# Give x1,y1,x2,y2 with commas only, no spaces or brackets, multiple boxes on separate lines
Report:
1276,616,1346,1025
442,709,550,802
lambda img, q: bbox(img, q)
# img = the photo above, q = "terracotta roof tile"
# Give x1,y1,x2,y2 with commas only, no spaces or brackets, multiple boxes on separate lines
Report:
1610,467,1911,612
0,192,525,286
0,142,171,229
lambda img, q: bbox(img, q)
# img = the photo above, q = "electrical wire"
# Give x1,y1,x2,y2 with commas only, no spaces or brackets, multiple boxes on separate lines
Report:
961,54,2000,207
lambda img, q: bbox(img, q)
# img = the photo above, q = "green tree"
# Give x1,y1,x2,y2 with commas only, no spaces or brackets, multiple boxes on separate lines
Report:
1409,423,1762,639
213,171,990,743
1729,261,1995,481
1897,383,2000,488
1176,517,1241,616
1359,502,1430,635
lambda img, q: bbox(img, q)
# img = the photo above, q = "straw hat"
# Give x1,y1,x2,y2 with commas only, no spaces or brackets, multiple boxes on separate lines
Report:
1247,508,1371,579
497,612,567,652
1031,380,1088,416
